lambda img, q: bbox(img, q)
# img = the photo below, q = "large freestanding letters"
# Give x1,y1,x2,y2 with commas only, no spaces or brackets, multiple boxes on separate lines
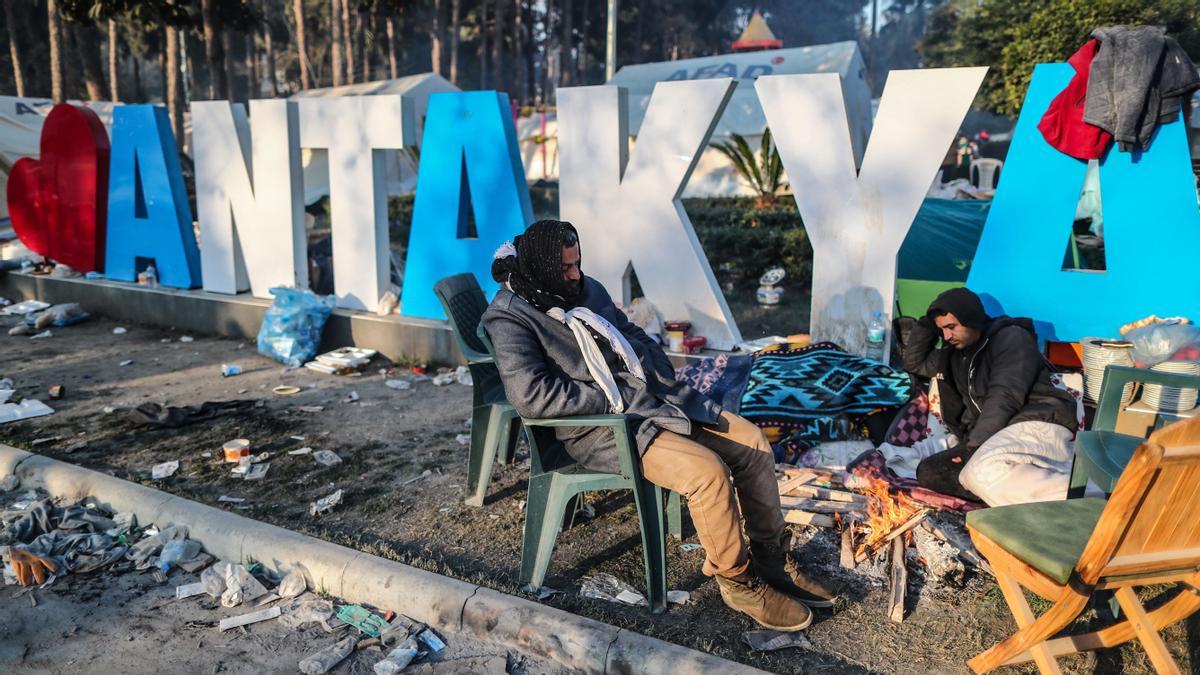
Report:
967,63,1200,341
400,91,533,320
297,95,414,311
194,100,306,297
558,79,740,350
757,68,986,354
105,105,201,289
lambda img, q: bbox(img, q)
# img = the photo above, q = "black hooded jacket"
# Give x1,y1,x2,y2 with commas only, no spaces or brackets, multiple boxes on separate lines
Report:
903,314,1078,452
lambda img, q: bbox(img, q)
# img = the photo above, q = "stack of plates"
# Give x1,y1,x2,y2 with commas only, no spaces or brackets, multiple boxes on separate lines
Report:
1081,338,1135,405
1141,360,1200,413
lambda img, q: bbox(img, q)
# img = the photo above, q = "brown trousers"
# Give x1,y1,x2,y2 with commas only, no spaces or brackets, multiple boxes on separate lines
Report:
640,411,784,578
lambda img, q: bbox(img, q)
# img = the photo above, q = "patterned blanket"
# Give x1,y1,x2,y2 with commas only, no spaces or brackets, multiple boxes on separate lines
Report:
674,352,753,413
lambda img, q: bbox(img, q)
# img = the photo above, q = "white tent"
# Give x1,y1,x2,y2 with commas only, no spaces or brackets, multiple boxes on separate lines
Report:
515,41,875,197
290,72,461,204
0,96,116,220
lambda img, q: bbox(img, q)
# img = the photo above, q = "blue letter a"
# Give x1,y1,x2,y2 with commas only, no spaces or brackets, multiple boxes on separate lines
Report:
967,63,1200,341
400,92,533,319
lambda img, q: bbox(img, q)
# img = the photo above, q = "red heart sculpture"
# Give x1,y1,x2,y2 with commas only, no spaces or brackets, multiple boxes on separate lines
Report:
7,103,110,272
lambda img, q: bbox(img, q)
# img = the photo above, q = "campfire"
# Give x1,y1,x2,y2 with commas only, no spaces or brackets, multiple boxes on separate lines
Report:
853,477,927,560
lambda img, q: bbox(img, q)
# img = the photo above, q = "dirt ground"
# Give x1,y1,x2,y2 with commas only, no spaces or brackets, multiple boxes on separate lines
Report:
1,312,1197,674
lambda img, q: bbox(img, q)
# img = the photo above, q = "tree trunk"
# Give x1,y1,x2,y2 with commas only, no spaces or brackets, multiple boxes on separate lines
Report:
386,15,398,79
490,0,503,91
430,0,443,76
449,0,460,84
222,28,238,101
4,0,25,97
200,0,227,99
560,0,572,87
262,0,278,95
294,0,310,89
524,1,534,99
107,18,118,100
512,0,523,101
246,33,259,98
577,0,589,84
61,19,81,99
132,55,142,101
330,0,343,86
362,11,372,82
74,24,105,101
166,24,184,150
341,0,354,83
479,0,488,88
47,0,63,101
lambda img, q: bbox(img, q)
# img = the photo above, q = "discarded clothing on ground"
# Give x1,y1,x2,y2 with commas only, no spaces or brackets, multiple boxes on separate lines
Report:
129,400,259,428
2,498,129,581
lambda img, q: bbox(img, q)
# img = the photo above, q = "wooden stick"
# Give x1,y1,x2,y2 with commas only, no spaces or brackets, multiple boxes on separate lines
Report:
856,510,929,563
840,526,856,569
888,536,907,623
777,465,838,482
777,472,817,495
787,485,868,503
780,496,867,514
782,509,835,528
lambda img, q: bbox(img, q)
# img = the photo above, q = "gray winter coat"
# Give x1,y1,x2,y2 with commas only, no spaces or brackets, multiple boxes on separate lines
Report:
1085,25,1200,152
483,276,722,474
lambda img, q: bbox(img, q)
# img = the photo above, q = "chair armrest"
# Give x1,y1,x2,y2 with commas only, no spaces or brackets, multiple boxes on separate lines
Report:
461,348,494,365
1096,365,1200,431
522,414,628,429
522,415,642,481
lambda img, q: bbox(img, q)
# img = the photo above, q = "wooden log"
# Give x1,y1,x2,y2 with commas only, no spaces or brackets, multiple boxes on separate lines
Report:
780,496,868,514
840,526,856,569
777,465,839,483
856,510,929,563
787,485,868,503
781,509,835,528
888,536,907,623
777,471,817,495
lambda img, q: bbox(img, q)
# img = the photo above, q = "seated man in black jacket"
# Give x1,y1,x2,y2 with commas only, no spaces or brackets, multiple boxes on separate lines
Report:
902,288,1080,506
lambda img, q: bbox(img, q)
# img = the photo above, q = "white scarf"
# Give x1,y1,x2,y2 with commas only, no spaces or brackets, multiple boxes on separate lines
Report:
546,306,646,413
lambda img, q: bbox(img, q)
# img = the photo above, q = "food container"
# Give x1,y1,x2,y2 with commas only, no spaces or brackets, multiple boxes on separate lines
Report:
223,438,251,463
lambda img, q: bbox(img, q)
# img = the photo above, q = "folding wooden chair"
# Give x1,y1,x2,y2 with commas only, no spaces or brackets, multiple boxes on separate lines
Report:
966,415,1200,674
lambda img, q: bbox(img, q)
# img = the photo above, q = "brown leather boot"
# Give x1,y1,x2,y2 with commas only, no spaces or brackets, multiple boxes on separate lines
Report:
715,571,813,631
750,536,839,608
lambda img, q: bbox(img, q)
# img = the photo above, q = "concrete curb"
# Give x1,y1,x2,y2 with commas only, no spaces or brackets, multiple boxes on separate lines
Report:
0,445,767,675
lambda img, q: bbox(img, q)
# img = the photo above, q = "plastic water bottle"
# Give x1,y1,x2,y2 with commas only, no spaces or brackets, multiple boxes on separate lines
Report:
158,539,188,572
144,265,159,288
865,311,887,362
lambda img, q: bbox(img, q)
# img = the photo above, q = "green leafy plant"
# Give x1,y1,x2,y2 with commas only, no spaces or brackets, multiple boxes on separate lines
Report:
711,128,786,207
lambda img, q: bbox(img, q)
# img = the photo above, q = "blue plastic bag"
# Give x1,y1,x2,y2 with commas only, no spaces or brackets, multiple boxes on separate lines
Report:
257,287,336,367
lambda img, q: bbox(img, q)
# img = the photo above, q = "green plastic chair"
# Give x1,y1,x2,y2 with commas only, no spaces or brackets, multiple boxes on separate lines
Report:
1069,364,1200,497
434,274,522,507
477,324,674,613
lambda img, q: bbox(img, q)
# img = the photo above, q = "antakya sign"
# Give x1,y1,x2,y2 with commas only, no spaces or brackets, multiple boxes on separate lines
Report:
9,65,1200,352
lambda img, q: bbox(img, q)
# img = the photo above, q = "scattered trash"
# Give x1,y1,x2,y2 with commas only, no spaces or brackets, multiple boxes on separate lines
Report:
273,385,302,396
217,495,245,503
179,336,194,343
667,590,691,606
580,573,646,606
299,636,358,674
1,299,49,315
289,447,314,456
244,463,270,480
151,460,180,480
417,628,446,652
220,364,242,377
454,434,470,446
258,287,336,367
119,359,133,367
580,502,596,519
237,388,249,394
680,543,703,553
384,379,411,391
742,629,813,652
8,323,33,336
47,385,65,400
297,405,325,413
218,605,283,631
310,489,344,516
305,347,378,374
176,581,207,599
255,592,282,607
438,507,451,513
112,327,127,335
373,637,419,675
157,538,201,572
376,290,399,316
223,439,251,463
279,596,335,630
278,567,308,598
454,366,473,386
312,450,342,468
30,330,52,339
291,435,306,441
342,391,360,403
431,372,455,386
0,399,55,424
401,470,432,486
30,436,62,446
336,604,389,637
526,585,561,601
203,560,269,607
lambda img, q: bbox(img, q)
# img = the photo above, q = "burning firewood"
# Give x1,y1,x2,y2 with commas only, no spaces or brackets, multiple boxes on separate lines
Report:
853,476,929,562
779,496,867,514
839,525,856,569
856,510,927,563
888,537,907,623
781,509,835,528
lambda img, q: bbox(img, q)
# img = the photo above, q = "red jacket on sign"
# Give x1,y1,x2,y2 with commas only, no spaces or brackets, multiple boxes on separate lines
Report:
1037,39,1113,160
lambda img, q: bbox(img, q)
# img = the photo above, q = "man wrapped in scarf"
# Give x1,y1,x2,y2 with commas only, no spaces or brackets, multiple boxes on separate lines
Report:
483,219,836,630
